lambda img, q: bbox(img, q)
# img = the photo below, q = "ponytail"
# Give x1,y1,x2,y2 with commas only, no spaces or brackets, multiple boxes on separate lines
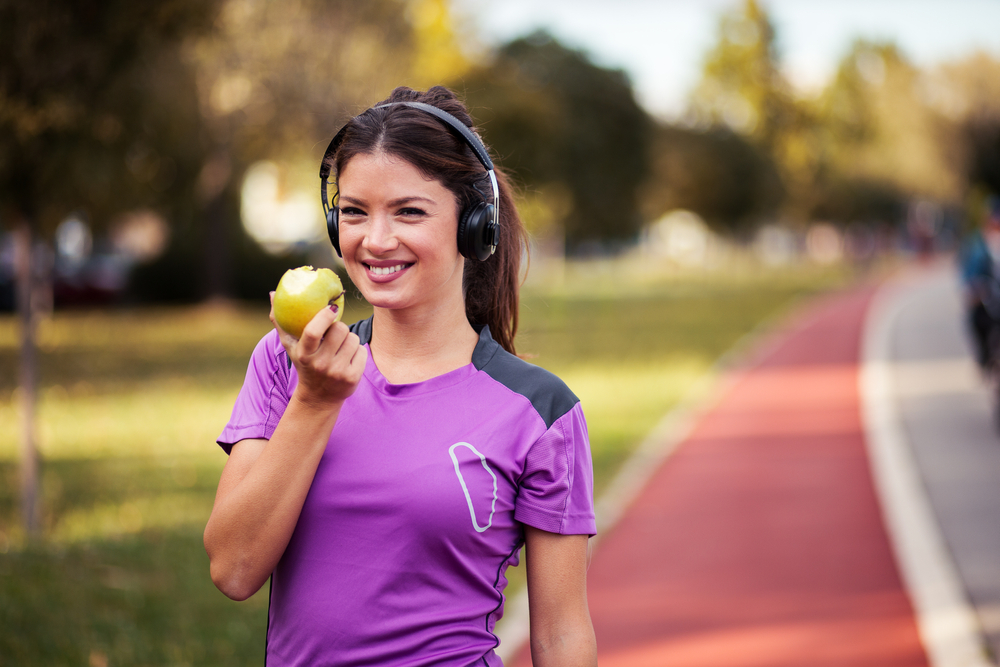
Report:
463,166,527,355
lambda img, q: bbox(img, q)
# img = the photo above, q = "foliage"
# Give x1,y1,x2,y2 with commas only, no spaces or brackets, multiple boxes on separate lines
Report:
643,123,783,234
459,31,653,253
814,40,963,208
680,0,809,228
931,52,1000,200
186,0,417,162
0,0,218,232
407,0,472,87
687,0,794,151
677,0,978,229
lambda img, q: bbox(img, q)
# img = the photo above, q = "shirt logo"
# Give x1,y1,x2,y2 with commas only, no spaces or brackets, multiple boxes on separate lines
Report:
448,442,498,533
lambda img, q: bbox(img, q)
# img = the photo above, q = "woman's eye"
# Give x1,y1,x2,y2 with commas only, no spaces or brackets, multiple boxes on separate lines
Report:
339,207,364,217
398,207,426,217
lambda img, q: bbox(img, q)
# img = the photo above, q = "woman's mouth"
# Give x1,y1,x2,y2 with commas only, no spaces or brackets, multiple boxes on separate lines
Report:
364,262,413,281
368,263,408,276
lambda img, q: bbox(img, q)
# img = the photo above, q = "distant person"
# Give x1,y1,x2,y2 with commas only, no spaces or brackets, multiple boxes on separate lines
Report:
959,195,1000,369
203,86,598,666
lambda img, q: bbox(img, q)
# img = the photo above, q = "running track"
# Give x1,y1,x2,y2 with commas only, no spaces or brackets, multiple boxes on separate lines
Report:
511,284,930,666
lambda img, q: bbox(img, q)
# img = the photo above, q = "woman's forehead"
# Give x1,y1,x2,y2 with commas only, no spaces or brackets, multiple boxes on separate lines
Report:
340,151,443,188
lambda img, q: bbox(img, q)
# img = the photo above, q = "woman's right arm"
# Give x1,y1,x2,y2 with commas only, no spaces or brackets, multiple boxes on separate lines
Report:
203,303,367,601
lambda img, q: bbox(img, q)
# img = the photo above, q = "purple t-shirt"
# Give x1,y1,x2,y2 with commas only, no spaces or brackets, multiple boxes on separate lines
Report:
218,319,596,666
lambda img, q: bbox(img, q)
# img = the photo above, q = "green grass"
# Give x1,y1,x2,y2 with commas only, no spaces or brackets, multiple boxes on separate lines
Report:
0,262,855,665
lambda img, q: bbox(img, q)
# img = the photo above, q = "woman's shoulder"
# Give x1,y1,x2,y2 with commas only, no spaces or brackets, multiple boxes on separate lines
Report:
252,327,286,360
474,334,579,429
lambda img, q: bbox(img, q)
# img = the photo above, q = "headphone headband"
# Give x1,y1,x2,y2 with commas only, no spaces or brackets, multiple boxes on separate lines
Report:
319,100,500,260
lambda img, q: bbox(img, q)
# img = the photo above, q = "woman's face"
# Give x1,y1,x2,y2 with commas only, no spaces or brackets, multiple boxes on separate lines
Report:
337,151,465,315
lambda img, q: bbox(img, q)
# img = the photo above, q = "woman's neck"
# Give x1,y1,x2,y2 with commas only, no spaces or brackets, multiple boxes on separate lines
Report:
368,300,480,385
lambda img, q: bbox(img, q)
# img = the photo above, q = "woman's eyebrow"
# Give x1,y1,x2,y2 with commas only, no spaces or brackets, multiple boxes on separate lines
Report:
339,195,436,207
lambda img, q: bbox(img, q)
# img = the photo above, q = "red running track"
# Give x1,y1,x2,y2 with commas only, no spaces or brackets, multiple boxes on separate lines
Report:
512,285,929,666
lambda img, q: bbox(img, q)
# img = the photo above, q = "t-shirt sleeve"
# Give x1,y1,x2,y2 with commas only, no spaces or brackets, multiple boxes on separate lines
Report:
514,402,597,536
217,329,291,454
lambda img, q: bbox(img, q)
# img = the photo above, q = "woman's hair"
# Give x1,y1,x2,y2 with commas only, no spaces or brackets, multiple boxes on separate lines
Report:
332,85,528,355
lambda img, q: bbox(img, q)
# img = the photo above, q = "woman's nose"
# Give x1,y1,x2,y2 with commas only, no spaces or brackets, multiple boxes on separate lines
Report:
363,214,399,254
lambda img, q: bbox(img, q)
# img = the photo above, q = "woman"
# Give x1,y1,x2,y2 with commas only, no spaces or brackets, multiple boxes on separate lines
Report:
204,86,598,666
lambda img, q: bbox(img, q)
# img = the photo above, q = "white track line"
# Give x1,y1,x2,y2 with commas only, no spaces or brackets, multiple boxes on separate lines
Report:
860,276,992,667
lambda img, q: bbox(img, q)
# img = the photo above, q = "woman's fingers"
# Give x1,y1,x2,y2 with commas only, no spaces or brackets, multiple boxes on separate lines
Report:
269,296,363,404
298,307,345,357
349,342,369,377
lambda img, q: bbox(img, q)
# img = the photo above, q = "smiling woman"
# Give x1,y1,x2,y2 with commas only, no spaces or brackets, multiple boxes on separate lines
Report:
203,86,598,666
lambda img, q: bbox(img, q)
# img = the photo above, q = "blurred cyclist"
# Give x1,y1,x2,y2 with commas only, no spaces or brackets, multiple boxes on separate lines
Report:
960,195,1000,369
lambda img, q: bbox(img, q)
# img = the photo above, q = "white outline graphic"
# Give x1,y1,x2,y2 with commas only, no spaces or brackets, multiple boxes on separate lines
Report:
448,442,498,533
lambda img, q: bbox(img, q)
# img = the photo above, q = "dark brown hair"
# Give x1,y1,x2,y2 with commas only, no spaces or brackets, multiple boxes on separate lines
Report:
331,86,528,355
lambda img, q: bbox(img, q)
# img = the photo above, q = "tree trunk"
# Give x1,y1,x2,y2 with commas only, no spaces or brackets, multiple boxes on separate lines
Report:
198,150,234,302
13,218,41,536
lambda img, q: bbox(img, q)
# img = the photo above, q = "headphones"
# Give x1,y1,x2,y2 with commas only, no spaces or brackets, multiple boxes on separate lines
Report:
319,101,500,261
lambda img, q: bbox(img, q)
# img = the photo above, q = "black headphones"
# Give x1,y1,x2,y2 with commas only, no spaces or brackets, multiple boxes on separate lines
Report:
319,101,500,261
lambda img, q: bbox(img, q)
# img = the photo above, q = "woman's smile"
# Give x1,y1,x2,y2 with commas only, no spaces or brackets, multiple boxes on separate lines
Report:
364,261,413,281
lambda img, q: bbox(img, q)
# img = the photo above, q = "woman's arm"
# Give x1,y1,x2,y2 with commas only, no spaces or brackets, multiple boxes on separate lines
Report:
524,525,598,666
203,301,367,601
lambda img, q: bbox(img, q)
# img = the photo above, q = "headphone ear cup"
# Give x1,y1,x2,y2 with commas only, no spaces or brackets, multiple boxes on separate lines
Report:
457,203,497,262
457,203,483,261
327,207,342,258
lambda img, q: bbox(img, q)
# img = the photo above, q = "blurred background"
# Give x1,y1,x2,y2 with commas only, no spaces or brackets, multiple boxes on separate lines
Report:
1,0,998,664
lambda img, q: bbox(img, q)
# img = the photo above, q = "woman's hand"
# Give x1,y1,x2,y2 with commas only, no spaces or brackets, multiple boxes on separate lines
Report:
270,292,368,409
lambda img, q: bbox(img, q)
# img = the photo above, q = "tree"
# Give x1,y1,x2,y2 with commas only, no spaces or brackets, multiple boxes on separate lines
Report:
930,52,1000,206
687,0,794,151
814,40,963,210
459,31,653,254
0,0,220,535
642,124,783,235
684,0,808,226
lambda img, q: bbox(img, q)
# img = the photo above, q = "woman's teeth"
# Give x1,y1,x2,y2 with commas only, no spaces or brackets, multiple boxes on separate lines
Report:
369,264,406,276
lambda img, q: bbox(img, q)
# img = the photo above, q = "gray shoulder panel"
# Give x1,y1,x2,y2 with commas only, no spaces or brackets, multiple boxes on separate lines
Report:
472,326,579,429
350,316,373,345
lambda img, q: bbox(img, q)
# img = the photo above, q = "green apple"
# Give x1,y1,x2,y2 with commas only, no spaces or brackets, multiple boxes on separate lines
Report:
273,266,345,337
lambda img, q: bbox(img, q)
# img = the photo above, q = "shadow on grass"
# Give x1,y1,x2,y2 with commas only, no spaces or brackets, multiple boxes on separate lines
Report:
0,527,268,667
0,458,268,666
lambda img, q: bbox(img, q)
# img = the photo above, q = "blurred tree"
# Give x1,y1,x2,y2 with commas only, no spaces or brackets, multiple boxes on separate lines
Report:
687,0,793,151
928,52,1000,210
642,124,783,235
686,3,963,230
814,40,962,212
459,31,653,254
407,0,471,87
684,0,811,226
0,0,219,535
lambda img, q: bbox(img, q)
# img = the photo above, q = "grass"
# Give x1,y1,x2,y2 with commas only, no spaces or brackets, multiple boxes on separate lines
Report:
0,261,856,665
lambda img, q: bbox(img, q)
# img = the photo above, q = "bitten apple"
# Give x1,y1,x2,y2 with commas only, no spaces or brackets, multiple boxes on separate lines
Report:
273,266,345,338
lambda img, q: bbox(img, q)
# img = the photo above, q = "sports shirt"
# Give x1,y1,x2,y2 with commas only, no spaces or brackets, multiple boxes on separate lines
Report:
218,318,596,666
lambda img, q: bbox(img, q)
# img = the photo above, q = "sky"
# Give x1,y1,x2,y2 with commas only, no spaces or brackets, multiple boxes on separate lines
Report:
453,0,1000,119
